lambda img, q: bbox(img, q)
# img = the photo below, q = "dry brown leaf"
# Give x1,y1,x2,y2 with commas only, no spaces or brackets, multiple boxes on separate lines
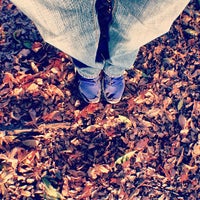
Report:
176,148,184,166
135,137,149,150
3,72,16,86
79,182,93,199
0,170,14,184
67,72,75,82
36,78,43,85
163,97,172,109
82,124,101,133
178,114,187,128
77,103,100,119
146,108,161,118
22,139,39,148
42,111,60,122
180,173,188,183
184,164,198,174
88,164,110,179
135,151,146,163
141,119,152,127
70,138,80,146
32,41,43,52
48,84,64,98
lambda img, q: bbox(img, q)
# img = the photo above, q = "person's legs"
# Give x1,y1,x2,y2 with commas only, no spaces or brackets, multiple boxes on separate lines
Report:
10,0,190,103
102,0,190,103
10,0,103,78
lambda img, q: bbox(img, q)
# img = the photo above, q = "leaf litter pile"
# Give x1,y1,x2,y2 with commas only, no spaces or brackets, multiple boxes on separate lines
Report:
0,0,200,199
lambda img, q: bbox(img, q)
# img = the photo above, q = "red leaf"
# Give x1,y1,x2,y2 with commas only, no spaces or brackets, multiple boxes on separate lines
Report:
42,111,61,122
135,137,149,150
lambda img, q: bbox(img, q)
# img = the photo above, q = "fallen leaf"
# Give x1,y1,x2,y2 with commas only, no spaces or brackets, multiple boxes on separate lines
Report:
135,137,149,150
42,111,61,122
192,143,200,157
26,83,39,93
21,190,31,197
115,151,136,165
184,28,199,36
22,139,39,148
178,114,187,128
177,99,184,111
42,178,64,199
32,41,43,52
88,164,110,179
31,61,39,73
82,124,101,133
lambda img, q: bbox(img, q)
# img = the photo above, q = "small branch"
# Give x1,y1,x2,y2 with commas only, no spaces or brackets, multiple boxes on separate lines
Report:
1,122,71,135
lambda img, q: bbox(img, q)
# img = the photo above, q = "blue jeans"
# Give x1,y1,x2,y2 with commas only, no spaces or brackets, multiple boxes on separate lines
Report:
11,0,189,78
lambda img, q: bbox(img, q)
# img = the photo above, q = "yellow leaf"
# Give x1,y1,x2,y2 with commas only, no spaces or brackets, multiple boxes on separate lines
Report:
184,164,198,173
21,190,31,197
12,87,23,96
31,61,39,73
192,143,200,157
51,67,59,74
177,99,184,111
26,83,39,93
184,28,198,36
116,115,132,127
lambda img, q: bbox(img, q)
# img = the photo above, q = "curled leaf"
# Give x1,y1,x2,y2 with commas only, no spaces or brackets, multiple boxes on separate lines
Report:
177,99,184,111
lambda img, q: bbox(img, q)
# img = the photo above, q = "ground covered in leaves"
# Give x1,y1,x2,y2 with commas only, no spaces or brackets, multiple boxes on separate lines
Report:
0,0,200,199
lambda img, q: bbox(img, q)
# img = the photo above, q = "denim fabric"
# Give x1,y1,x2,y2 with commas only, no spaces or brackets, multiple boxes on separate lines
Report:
11,0,189,78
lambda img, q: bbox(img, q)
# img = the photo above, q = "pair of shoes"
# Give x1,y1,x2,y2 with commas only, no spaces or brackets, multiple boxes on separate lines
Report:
77,73,125,104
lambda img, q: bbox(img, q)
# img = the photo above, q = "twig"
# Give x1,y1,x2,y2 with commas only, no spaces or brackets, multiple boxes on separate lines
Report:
1,122,71,135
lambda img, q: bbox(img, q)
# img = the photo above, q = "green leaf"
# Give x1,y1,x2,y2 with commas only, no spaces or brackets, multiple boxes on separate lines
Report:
115,151,136,165
23,40,32,49
42,177,64,200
